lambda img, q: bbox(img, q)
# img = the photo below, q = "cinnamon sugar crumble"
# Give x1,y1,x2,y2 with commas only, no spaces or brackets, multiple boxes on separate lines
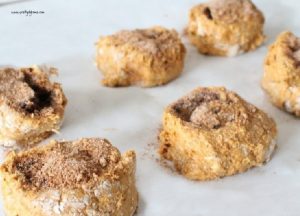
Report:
294,50,300,62
172,88,256,129
109,27,182,55
205,0,258,23
12,138,121,190
173,90,219,120
0,67,54,114
286,34,300,63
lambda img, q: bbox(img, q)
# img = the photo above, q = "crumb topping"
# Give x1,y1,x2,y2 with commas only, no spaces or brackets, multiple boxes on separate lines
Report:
294,50,300,62
172,88,256,129
203,0,259,23
0,67,53,114
108,27,182,55
12,138,121,190
285,33,300,63
190,101,235,129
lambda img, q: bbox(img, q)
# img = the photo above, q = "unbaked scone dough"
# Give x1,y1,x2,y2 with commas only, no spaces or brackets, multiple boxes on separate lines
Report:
0,66,67,147
186,0,265,56
96,26,186,87
0,138,138,216
159,87,277,180
262,31,300,117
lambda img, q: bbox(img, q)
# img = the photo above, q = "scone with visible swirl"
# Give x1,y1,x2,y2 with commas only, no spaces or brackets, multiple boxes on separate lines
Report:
0,66,67,148
262,31,300,117
96,26,186,87
159,87,277,180
0,138,138,216
186,0,265,56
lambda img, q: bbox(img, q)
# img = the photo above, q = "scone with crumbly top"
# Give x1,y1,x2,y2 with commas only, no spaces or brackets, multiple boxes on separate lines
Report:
0,66,67,147
159,87,277,180
0,138,138,216
262,31,300,117
186,0,265,56
96,26,186,87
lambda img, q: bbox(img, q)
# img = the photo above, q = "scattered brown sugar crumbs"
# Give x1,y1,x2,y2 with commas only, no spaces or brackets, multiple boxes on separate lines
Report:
0,67,53,114
156,157,176,174
111,27,182,55
13,138,121,190
140,127,161,160
141,142,156,160
205,0,258,23
172,88,255,129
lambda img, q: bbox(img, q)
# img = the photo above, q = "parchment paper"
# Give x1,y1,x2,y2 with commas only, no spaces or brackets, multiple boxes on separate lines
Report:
0,0,299,215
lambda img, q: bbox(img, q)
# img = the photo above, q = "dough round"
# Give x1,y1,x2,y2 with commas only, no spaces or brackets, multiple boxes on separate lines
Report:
159,87,277,180
262,31,300,117
0,138,138,216
96,26,186,87
186,0,265,56
0,66,67,147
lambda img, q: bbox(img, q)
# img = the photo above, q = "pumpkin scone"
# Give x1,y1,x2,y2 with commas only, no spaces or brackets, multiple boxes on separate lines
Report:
186,0,265,56
159,87,277,180
96,26,186,87
0,138,138,216
0,66,67,148
262,31,300,117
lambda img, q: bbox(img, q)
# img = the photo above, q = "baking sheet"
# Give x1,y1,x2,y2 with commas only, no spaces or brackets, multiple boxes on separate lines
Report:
0,0,300,215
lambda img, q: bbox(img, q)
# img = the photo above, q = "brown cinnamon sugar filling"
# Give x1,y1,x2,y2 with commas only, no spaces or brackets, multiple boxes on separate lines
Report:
172,88,252,129
12,138,121,190
0,67,53,114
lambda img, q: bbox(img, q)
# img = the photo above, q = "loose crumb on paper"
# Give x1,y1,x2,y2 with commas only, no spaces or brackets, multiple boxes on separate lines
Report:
140,128,176,174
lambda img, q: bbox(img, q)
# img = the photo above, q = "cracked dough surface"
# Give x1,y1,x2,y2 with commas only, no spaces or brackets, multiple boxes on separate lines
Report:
186,0,265,56
262,31,300,117
0,138,138,216
96,26,186,87
159,87,277,180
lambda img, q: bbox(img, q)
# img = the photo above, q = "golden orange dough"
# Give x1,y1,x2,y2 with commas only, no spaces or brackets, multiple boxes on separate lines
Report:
0,138,138,216
96,26,186,87
0,66,67,148
159,87,277,181
262,31,300,117
186,0,265,56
